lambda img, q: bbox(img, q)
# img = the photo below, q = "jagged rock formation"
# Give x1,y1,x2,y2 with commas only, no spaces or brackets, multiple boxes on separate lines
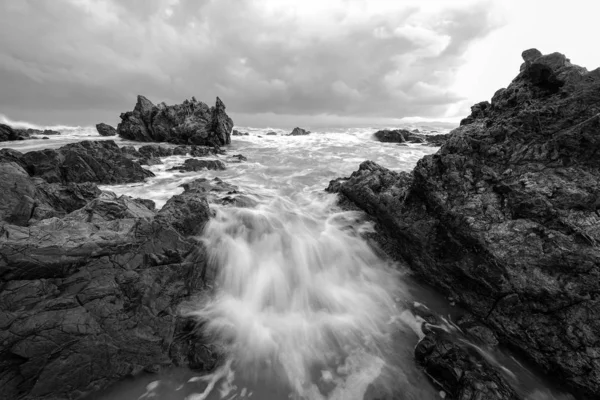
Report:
373,129,450,146
2,140,154,185
0,141,246,398
117,95,233,146
327,49,600,398
289,127,310,136
95,122,117,136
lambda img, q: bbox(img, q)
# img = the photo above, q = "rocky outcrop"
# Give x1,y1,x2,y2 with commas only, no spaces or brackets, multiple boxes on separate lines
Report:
117,95,234,146
232,129,249,136
0,147,232,398
95,122,117,136
289,127,310,136
10,140,155,184
327,49,600,398
168,158,226,172
373,129,450,146
0,125,56,141
0,124,19,141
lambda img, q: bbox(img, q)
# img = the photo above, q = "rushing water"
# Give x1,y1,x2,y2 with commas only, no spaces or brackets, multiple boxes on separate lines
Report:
1,126,575,400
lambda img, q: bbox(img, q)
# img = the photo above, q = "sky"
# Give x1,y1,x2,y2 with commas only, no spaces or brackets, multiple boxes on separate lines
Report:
0,0,598,129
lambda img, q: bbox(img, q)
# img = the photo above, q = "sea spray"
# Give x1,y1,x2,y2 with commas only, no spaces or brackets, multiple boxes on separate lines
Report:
185,195,407,398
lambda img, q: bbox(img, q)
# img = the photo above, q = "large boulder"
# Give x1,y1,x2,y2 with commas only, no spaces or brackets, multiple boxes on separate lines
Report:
117,95,234,146
327,49,600,398
373,129,450,146
19,140,154,184
95,123,117,136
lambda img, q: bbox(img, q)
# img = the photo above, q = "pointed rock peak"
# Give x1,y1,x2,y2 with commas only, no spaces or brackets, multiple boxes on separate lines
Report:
522,48,542,63
215,97,226,110
134,95,156,115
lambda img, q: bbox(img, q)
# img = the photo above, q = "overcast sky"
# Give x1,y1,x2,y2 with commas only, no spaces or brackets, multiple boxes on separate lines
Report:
0,0,598,129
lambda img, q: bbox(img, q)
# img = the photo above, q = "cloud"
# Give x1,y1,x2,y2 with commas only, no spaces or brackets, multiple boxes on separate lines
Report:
0,0,503,127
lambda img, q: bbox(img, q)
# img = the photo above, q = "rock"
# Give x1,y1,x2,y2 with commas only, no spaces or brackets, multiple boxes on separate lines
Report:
42,129,60,135
20,140,154,184
0,162,37,225
373,129,450,146
289,127,310,136
0,124,33,141
95,123,117,136
522,48,543,63
180,178,257,209
168,158,226,172
232,129,249,136
117,95,234,146
32,180,102,221
266,131,277,136
0,158,227,398
138,145,174,159
0,208,215,399
327,50,600,398
140,157,163,166
415,330,520,400
41,137,49,139
229,154,247,162
157,181,213,236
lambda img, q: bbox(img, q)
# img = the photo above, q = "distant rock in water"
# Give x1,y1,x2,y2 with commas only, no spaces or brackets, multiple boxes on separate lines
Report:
232,129,249,136
373,129,449,146
0,123,19,141
117,95,233,146
95,122,117,136
328,49,600,398
289,127,310,136
266,131,277,136
169,158,226,172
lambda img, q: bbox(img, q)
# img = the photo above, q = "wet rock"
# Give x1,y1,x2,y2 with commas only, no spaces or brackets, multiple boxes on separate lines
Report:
327,50,600,397
373,129,450,146
0,215,213,399
0,162,224,398
117,95,233,146
0,162,36,226
182,177,256,208
138,144,174,158
415,330,520,400
266,131,277,136
19,140,153,184
0,124,32,141
232,129,249,136
157,185,211,236
168,158,226,172
228,154,247,163
95,122,117,136
139,157,163,166
289,127,310,136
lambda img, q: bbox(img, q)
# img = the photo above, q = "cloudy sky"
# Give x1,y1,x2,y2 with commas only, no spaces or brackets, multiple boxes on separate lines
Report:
0,0,598,129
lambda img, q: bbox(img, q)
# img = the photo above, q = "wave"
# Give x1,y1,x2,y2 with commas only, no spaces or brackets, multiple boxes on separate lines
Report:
0,113,90,131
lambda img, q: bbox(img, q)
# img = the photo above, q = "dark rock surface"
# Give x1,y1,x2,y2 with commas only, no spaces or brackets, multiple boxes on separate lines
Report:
327,49,600,398
0,124,21,141
373,129,450,146
415,329,520,400
95,122,117,136
0,146,226,398
169,158,226,172
232,129,249,136
9,140,155,184
289,127,310,136
117,95,233,146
